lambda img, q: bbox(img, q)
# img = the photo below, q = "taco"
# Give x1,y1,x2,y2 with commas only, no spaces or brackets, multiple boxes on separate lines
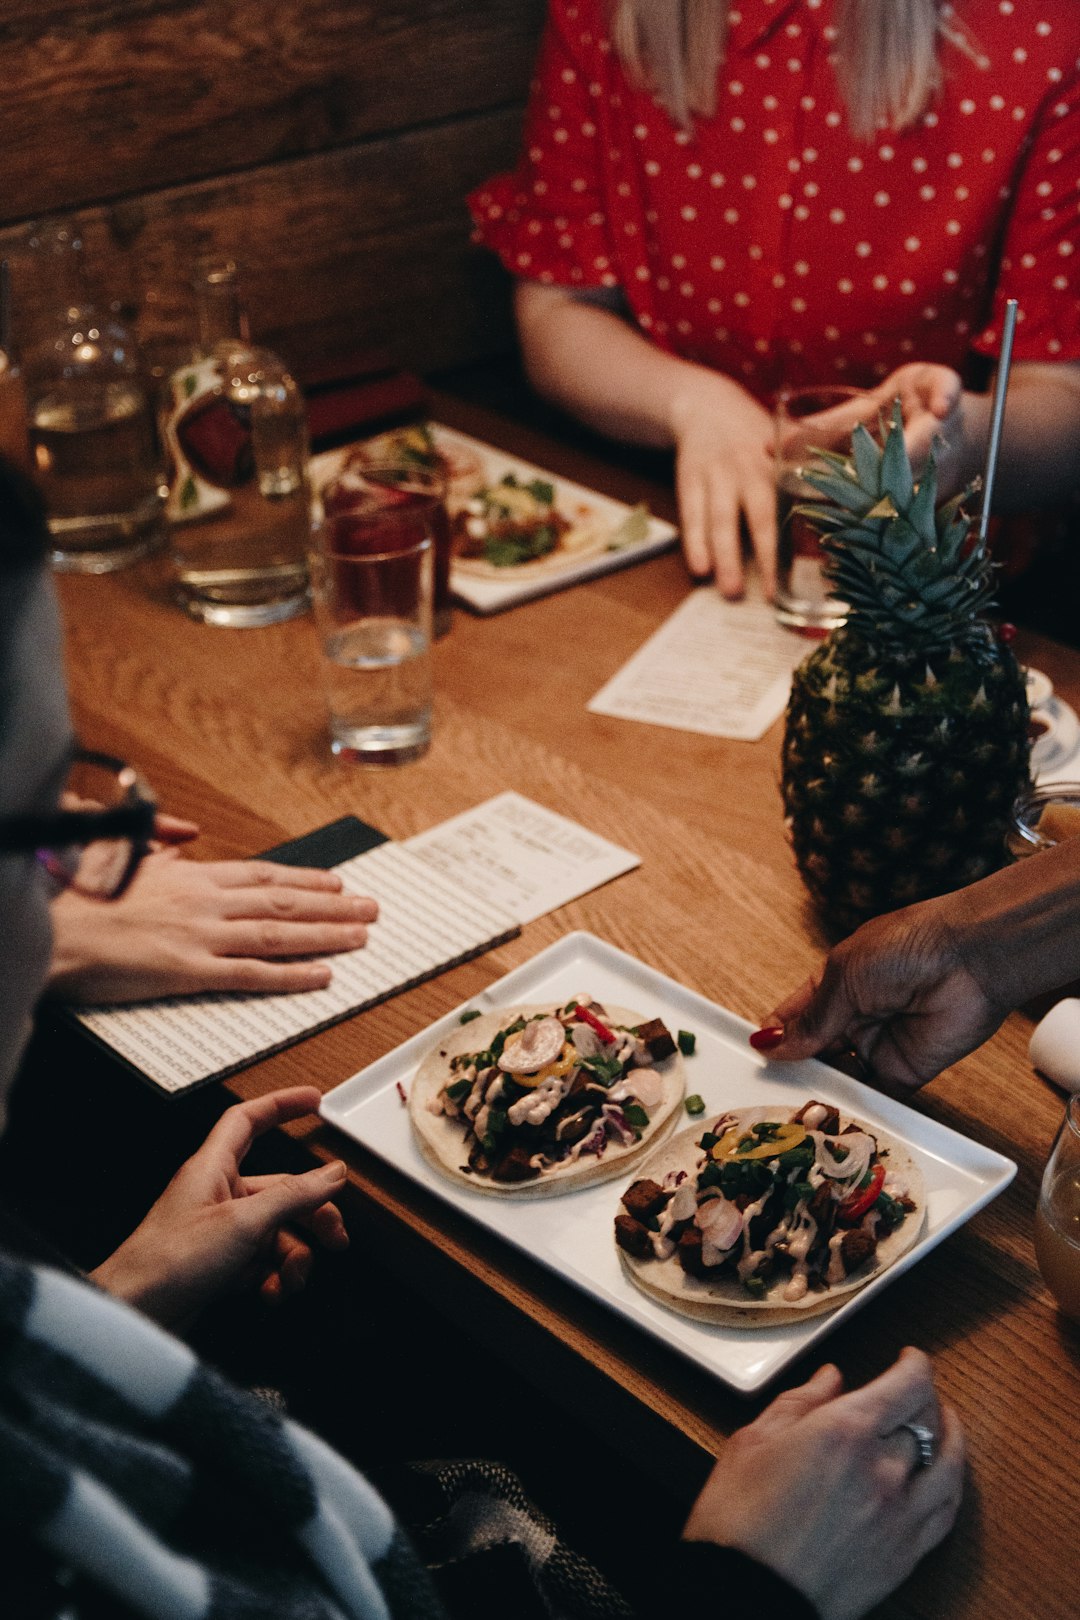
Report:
615,1099,924,1326
450,473,609,578
409,998,686,1197
342,423,484,504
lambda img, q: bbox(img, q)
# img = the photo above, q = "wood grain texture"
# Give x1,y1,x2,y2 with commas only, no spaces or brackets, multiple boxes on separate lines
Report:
1,110,523,377
0,0,542,376
0,0,544,220
55,394,1080,1618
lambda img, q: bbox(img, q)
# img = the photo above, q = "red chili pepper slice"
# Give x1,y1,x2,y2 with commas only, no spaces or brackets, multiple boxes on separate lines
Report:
838,1162,885,1223
572,1003,617,1044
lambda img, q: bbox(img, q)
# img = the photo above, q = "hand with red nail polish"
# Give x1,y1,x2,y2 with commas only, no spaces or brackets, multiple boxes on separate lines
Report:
748,840,1080,1094
749,1025,785,1052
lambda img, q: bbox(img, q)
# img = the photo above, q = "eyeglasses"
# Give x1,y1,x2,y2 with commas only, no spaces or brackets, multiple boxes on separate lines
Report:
0,747,157,900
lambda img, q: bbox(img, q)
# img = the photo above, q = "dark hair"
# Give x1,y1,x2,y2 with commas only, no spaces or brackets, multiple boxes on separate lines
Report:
0,459,48,743
0,458,47,579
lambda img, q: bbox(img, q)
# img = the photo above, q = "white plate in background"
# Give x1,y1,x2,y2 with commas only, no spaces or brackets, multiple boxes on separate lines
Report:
320,932,1015,1396
311,424,679,615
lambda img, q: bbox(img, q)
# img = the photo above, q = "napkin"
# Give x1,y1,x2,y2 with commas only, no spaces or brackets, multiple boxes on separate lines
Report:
1029,998,1080,1093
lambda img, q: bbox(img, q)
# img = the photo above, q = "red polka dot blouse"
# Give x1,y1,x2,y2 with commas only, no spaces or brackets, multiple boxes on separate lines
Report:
470,0,1080,402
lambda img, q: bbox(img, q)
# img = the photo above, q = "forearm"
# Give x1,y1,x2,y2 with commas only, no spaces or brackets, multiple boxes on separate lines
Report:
45,892,104,996
954,364,1080,508
514,280,748,449
946,838,1080,1011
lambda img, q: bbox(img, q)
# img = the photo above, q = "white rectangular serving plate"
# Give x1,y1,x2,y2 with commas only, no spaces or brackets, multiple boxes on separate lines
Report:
311,424,679,615
319,932,1015,1396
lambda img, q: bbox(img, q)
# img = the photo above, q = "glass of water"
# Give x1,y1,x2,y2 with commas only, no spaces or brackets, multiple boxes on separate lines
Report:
311,472,435,765
773,385,874,635
1035,1093,1080,1323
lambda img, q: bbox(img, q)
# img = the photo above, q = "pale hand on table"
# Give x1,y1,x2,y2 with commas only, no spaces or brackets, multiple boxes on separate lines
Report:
669,373,777,600
752,898,1005,1094
865,362,965,490
48,845,379,1002
90,1088,349,1331
683,1348,964,1620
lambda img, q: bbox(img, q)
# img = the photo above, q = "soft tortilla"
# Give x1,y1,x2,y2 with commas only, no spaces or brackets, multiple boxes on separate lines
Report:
618,1110,925,1327
452,511,611,581
409,1003,685,1198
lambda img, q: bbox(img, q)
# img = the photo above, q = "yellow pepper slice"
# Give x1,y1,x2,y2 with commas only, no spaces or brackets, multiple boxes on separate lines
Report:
503,1041,577,1090
712,1121,807,1161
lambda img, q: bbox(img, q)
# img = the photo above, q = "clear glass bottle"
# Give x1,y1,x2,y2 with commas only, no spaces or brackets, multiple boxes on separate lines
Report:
23,220,164,572
160,256,310,626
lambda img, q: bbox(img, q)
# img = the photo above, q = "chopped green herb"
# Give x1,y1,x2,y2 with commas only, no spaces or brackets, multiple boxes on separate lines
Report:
719,1158,771,1201
698,1162,725,1191
677,1029,697,1056
526,477,555,504
685,1094,706,1117
623,1103,650,1128
562,999,579,1015
743,1276,767,1298
874,1191,907,1231
459,1009,482,1024
784,1178,815,1211
776,1139,815,1174
583,1053,623,1085
699,1130,719,1149
486,1108,508,1140
445,1079,471,1102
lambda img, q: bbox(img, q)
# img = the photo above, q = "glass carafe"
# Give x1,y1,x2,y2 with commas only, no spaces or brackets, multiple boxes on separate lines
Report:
160,256,310,626
24,220,164,572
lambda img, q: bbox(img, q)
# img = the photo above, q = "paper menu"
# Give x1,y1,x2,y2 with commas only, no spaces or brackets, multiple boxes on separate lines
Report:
587,587,809,741
75,843,520,1094
404,791,640,923
73,795,640,1095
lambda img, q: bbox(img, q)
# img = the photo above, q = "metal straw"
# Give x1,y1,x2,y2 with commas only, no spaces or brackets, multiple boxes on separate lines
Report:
977,297,1018,544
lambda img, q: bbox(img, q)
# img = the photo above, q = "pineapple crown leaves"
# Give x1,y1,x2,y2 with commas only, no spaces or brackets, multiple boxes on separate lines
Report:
792,399,996,652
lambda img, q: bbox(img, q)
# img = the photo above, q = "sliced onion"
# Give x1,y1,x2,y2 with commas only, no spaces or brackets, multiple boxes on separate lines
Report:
695,1195,743,1251
669,1183,698,1222
570,1023,602,1058
625,1068,662,1108
814,1130,873,1183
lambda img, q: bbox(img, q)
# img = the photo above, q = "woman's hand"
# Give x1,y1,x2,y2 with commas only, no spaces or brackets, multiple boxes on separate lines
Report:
751,898,1006,1094
669,372,777,598
866,363,967,493
684,1348,964,1620
514,281,777,598
91,1087,349,1330
48,849,379,1003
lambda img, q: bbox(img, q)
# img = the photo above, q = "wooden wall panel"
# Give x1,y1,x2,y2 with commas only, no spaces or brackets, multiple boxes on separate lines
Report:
0,0,546,375
0,0,545,219
0,111,528,376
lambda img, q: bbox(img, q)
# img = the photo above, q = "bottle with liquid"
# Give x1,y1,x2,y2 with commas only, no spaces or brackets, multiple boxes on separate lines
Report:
160,256,310,626
23,221,164,573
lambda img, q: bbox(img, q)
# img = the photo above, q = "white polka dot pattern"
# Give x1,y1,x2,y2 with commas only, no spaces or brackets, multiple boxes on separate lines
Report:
470,0,1080,397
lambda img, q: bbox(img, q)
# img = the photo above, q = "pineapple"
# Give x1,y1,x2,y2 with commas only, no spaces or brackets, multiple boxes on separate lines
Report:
781,400,1031,933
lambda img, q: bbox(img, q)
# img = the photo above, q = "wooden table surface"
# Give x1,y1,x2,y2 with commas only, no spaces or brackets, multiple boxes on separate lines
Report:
55,393,1080,1617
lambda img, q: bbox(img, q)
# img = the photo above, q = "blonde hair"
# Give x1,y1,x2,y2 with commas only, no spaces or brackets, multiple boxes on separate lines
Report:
608,0,985,139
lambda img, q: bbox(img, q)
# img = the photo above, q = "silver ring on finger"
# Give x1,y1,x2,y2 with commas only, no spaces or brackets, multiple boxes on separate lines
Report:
899,1420,936,1471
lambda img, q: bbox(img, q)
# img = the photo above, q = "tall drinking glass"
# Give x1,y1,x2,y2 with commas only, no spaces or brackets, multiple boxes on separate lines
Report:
311,476,435,765
1035,1093,1080,1322
773,385,875,634
323,461,452,637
